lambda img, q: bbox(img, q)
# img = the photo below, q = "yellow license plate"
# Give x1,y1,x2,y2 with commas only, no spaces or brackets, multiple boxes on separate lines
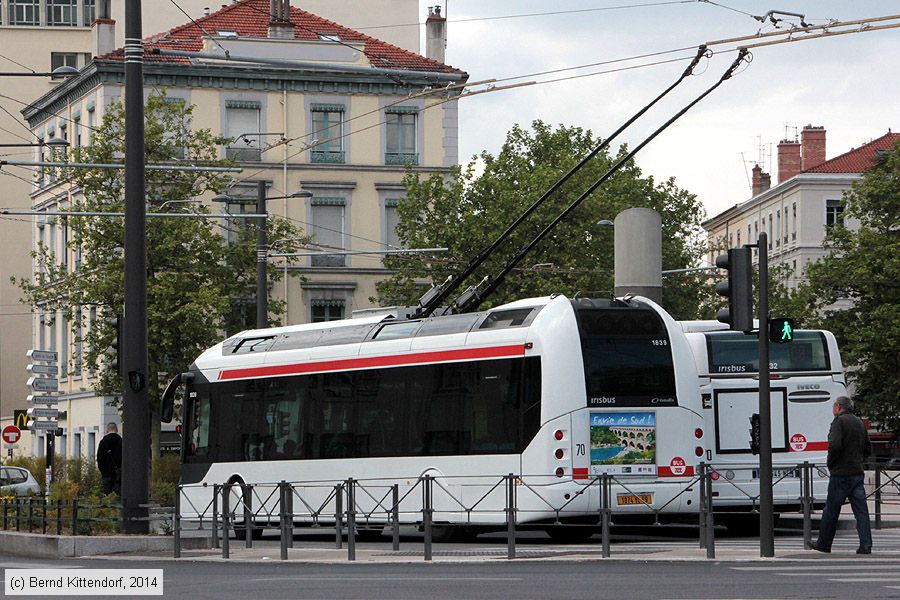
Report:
617,494,652,506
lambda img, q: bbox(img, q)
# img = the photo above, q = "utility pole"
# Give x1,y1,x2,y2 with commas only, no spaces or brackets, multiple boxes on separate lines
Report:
757,231,774,556
256,180,268,329
122,0,149,534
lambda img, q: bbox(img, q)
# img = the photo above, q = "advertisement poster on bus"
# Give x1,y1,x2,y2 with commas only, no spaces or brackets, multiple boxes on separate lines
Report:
589,412,657,475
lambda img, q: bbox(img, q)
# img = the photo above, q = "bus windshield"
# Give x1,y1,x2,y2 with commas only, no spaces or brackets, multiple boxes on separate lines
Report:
706,331,831,374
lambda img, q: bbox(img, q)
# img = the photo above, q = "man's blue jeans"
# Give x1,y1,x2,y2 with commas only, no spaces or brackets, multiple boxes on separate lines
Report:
816,473,872,550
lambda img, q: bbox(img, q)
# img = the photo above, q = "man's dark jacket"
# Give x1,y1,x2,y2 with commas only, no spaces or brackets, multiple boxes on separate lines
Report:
827,411,872,476
96,432,122,478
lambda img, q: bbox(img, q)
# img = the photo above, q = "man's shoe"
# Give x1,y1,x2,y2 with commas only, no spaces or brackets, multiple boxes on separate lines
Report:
856,546,872,555
810,542,831,553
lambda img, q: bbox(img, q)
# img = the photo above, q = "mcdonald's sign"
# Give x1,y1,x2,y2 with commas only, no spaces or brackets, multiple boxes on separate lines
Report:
13,409,29,431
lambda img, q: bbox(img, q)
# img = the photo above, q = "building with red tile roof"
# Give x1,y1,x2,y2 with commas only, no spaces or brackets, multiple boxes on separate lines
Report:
19,0,469,459
704,127,898,287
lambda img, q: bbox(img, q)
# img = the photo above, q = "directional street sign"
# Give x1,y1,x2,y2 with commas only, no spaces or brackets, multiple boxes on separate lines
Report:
28,420,59,431
26,364,58,375
27,377,58,392
26,349,58,362
26,395,59,405
29,407,58,419
2,425,20,444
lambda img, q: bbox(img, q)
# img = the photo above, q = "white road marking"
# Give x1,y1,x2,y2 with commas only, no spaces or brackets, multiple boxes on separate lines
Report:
733,564,900,571
828,578,900,583
247,576,523,582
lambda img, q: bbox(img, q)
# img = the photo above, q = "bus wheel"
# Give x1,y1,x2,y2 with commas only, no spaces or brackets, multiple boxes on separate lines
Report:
227,478,264,541
545,526,595,543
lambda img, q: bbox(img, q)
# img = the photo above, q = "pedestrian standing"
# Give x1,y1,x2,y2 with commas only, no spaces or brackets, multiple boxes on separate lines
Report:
811,396,873,554
97,422,122,496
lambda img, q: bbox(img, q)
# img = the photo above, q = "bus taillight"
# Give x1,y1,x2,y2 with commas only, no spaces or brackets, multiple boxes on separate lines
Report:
555,448,564,459
694,428,703,439
555,467,565,478
695,446,704,457
554,430,564,441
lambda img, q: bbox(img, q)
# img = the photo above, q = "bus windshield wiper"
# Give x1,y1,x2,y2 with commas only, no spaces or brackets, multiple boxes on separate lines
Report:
413,45,711,319
459,49,750,314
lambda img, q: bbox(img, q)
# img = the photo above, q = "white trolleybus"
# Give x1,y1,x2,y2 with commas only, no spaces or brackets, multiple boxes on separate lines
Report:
681,322,847,529
174,295,707,538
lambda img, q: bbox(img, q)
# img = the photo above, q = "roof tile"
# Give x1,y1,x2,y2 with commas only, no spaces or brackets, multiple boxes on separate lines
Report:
100,0,465,75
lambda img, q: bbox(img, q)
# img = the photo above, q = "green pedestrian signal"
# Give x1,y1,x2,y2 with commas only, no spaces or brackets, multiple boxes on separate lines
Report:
769,317,795,344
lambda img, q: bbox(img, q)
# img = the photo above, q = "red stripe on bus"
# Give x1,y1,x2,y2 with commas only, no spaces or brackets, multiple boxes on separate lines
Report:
573,467,589,481
791,441,828,452
658,466,695,477
218,344,527,381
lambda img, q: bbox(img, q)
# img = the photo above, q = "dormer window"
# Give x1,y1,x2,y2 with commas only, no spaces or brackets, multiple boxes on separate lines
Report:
216,30,239,38
317,33,341,42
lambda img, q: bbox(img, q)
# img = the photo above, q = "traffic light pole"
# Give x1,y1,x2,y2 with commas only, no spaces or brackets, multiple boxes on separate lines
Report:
121,0,150,534
756,232,774,557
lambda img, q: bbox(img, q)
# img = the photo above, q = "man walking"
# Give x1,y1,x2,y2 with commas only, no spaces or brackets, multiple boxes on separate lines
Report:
97,422,123,496
811,396,873,554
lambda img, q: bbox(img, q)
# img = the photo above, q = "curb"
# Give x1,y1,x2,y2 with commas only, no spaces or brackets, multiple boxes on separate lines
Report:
0,531,211,558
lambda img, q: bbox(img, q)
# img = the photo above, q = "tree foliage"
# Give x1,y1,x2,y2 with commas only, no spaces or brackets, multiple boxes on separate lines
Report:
376,121,710,319
15,92,305,416
795,141,900,427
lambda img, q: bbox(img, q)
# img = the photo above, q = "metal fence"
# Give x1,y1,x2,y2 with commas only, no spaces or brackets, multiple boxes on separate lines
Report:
0,497,175,536
173,461,900,561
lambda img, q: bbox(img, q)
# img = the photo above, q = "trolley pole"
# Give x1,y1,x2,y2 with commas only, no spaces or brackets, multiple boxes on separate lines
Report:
121,0,150,534
757,232,775,557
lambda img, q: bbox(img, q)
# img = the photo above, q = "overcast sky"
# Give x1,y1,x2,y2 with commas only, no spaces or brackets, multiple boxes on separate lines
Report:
420,0,899,220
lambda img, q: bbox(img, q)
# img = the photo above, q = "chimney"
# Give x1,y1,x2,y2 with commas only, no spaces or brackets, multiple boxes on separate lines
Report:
751,164,772,196
91,0,114,56
425,6,447,64
268,0,294,39
801,125,826,171
778,139,801,183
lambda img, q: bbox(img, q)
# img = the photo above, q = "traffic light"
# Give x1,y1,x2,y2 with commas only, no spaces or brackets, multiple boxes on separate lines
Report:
769,317,795,344
749,413,761,455
715,247,753,332
108,313,123,375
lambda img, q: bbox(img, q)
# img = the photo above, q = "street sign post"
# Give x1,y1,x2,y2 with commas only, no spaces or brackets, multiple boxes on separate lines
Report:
26,395,59,405
29,407,59,419
27,377,58,392
26,364,58,375
26,349,58,362
2,425,20,445
28,420,59,431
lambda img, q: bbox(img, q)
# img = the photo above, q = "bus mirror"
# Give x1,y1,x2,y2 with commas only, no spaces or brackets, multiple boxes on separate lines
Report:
161,372,194,423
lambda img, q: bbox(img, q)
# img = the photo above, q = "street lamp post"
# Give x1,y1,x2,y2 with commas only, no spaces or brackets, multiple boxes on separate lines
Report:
213,187,312,329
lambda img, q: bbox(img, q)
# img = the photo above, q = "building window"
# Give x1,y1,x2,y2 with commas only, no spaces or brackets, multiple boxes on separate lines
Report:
826,199,844,228
87,431,96,461
385,108,418,165
310,198,346,267
767,214,773,249
9,0,39,25
60,314,68,379
47,0,77,26
225,101,261,161
311,299,345,323
384,199,401,249
163,97,187,159
792,202,797,240
86,104,95,145
775,210,780,247
220,189,258,246
83,0,95,26
73,115,82,147
736,229,741,247
310,104,345,163
73,307,82,377
73,432,82,459
51,52,78,71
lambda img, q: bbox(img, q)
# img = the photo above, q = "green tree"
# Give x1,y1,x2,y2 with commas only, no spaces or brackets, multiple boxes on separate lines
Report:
15,93,306,448
798,140,900,427
376,121,710,319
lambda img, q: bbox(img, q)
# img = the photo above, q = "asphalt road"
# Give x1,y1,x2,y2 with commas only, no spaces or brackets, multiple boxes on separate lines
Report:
3,552,900,600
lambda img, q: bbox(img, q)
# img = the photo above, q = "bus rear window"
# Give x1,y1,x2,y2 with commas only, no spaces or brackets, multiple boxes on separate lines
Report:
707,331,830,373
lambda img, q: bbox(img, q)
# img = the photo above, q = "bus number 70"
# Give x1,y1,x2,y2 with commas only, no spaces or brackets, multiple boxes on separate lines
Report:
575,443,586,456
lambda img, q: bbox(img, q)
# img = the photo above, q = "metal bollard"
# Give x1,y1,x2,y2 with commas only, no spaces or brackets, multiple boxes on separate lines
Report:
28,497,34,533
279,481,288,561
56,499,62,536
346,478,356,561
802,462,812,548
287,485,294,549
600,473,611,558
705,466,715,559
212,484,220,549
2,500,6,530
15,498,21,532
392,484,400,552
698,463,707,550
875,464,882,530
423,475,433,562
42,498,47,535
70,499,77,536
506,473,517,560
334,484,343,549
221,485,231,559
243,484,253,549
174,486,182,559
